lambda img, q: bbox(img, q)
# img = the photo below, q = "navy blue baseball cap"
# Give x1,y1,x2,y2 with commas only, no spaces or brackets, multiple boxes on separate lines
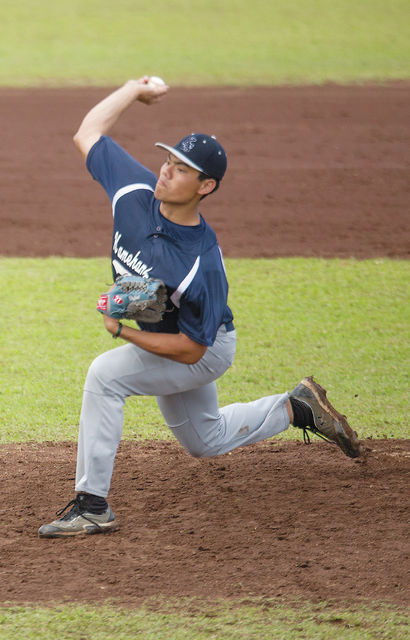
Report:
155,133,227,181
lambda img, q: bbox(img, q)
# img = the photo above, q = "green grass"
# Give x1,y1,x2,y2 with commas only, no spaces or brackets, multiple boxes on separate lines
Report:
0,0,409,86
1,256,409,443
0,599,409,639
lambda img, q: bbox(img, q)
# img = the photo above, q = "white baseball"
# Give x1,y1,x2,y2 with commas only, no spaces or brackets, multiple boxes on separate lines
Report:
147,76,166,88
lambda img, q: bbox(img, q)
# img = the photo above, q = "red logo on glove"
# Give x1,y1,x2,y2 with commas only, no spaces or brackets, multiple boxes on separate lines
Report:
96,294,108,311
113,294,123,304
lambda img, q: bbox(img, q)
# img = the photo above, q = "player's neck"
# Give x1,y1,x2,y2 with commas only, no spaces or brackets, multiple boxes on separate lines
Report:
159,201,201,226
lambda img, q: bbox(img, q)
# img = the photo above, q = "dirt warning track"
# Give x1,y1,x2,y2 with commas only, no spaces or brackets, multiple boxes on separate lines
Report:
0,83,409,259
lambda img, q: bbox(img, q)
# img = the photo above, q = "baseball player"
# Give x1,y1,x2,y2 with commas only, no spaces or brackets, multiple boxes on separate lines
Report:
39,77,362,538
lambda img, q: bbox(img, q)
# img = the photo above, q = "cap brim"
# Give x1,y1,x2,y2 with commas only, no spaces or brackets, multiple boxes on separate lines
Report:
155,143,205,174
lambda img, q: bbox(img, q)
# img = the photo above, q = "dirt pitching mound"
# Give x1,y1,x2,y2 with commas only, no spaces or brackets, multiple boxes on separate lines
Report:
1,438,409,607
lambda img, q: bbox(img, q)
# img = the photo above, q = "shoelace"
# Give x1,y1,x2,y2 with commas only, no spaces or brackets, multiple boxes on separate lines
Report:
301,424,336,446
55,497,103,531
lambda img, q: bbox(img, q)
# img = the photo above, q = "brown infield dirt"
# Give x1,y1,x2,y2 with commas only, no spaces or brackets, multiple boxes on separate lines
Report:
1,84,410,608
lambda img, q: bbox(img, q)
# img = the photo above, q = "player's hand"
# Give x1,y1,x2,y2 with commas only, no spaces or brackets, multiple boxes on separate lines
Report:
133,76,169,105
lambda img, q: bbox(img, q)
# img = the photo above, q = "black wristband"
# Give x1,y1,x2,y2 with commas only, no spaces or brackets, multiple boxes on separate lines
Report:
112,322,123,339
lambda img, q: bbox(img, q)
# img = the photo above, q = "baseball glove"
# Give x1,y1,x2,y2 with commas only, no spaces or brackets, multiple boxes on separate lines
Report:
96,275,167,323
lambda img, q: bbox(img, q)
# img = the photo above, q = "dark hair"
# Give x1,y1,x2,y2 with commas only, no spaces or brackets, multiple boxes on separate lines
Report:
198,172,220,200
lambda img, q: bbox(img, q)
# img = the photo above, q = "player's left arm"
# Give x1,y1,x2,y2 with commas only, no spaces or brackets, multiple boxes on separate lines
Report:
103,315,207,365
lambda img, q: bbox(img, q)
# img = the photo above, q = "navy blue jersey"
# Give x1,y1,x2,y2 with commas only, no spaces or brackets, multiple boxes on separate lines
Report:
87,136,233,347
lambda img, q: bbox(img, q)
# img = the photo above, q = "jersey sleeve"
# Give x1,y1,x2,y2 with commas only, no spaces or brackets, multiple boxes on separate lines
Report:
86,136,157,203
177,250,233,347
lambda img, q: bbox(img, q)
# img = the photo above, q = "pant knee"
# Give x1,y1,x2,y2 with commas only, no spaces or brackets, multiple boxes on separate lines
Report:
169,425,213,459
178,439,210,459
84,353,113,393
187,447,205,459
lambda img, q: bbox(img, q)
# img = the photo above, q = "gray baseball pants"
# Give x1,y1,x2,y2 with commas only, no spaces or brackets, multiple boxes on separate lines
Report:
75,325,290,498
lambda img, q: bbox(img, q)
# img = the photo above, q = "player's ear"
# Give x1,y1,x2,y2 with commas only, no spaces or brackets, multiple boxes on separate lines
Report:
197,178,216,197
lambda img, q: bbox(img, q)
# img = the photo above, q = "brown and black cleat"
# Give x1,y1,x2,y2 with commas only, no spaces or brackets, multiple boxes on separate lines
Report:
289,376,362,458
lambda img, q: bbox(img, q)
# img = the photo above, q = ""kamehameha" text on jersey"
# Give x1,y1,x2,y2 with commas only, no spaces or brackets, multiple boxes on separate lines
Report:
87,136,234,346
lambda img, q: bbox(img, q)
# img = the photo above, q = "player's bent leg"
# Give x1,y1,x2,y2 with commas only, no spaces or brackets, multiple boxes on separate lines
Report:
40,328,237,535
156,383,290,458
74,344,175,497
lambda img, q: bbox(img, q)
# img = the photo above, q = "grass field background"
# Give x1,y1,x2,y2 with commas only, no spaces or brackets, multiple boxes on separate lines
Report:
1,257,409,444
1,0,410,635
0,0,409,86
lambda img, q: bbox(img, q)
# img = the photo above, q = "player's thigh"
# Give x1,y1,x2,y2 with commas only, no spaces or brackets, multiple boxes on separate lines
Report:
83,341,231,397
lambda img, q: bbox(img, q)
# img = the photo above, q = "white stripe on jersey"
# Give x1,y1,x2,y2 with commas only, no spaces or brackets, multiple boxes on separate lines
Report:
112,183,154,216
170,256,201,308
218,245,227,276
112,259,131,278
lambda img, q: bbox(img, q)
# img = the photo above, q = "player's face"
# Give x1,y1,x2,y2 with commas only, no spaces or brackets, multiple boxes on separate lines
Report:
154,153,207,204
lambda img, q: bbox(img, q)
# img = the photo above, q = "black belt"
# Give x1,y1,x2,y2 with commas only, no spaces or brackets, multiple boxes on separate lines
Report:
224,321,235,332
